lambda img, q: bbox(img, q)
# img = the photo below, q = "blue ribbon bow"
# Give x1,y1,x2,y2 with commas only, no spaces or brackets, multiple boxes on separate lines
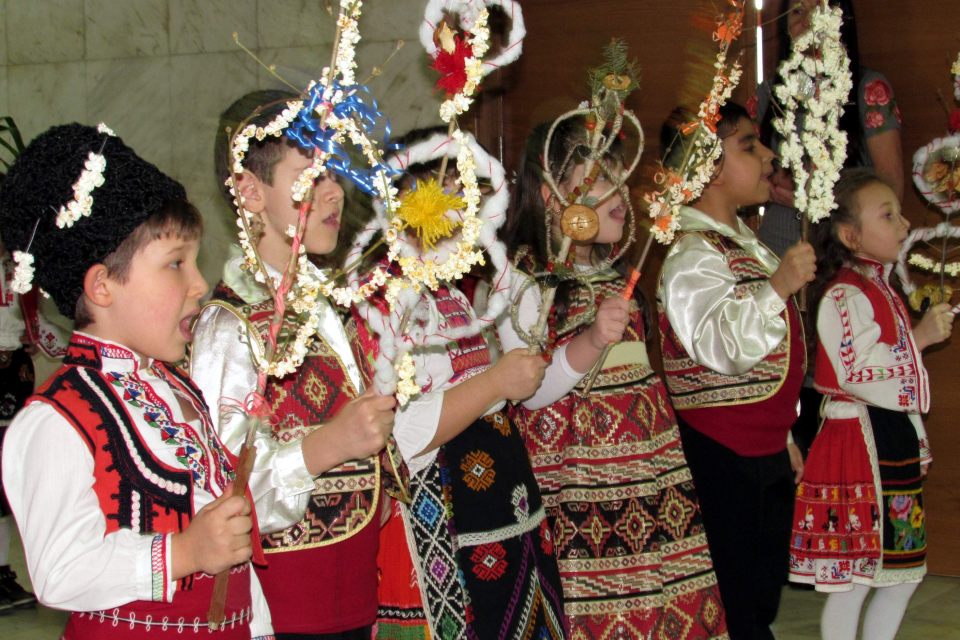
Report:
286,81,404,196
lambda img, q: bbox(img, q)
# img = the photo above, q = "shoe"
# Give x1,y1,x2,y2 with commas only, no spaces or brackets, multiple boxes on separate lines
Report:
0,590,12,615
0,565,37,609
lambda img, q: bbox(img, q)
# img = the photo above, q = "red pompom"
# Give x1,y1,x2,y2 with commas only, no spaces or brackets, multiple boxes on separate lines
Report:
430,37,475,97
949,109,960,135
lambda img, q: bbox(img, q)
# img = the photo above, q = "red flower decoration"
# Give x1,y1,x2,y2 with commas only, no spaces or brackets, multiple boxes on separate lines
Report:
863,79,893,107
894,104,902,124
430,37,475,97
745,94,759,120
865,111,885,129
949,109,960,134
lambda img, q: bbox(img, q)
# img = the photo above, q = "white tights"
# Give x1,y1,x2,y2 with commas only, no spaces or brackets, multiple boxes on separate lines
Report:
821,582,919,640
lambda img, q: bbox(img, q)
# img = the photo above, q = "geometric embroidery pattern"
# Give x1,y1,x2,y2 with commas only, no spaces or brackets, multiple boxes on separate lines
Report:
510,273,729,640
210,282,380,553
658,230,792,412
461,450,496,492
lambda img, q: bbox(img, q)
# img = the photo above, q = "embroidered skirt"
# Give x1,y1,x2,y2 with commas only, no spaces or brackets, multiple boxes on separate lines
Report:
512,370,728,640
789,404,926,591
404,411,566,640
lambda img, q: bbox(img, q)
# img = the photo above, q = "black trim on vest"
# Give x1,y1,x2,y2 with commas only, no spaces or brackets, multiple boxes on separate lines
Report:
38,368,194,534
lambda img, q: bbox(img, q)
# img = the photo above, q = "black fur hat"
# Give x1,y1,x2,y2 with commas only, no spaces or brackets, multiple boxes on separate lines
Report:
0,123,186,319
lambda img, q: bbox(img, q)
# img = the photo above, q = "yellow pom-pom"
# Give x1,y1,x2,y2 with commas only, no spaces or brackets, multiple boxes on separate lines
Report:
396,179,464,250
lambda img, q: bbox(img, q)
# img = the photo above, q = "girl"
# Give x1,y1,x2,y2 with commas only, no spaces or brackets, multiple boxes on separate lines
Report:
793,169,952,640
362,128,566,640
496,117,728,640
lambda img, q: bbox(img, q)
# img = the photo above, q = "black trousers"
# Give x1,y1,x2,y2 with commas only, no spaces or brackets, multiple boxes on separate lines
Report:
678,420,796,640
276,625,373,640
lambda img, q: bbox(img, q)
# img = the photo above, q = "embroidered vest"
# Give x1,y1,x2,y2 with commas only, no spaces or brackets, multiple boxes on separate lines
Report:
31,336,260,638
206,281,408,552
814,266,919,403
657,230,801,410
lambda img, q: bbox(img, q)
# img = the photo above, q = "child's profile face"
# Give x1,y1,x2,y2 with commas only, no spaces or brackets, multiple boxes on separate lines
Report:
261,145,345,256
104,235,208,362
787,0,819,41
715,117,775,208
848,182,909,264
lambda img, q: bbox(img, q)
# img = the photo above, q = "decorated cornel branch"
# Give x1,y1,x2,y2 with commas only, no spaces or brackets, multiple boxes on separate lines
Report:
896,48,960,316
581,0,749,393
510,39,643,367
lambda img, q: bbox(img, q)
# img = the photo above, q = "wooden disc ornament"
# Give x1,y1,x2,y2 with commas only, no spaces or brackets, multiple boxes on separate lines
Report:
603,74,631,91
560,204,600,241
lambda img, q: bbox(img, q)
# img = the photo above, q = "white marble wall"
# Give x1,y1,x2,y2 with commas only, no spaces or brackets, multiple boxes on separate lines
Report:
0,0,441,282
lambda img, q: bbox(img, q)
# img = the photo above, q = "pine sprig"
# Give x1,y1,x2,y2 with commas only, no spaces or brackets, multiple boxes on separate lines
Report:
588,38,641,100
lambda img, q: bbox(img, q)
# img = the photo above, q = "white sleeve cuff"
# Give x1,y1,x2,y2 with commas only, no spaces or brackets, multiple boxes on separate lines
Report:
394,390,444,464
139,533,175,603
756,281,788,321
558,343,589,378
277,439,316,494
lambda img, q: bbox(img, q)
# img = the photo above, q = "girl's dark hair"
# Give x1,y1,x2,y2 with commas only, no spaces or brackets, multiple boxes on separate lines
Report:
807,168,889,328
760,0,863,168
502,117,649,333
660,101,752,174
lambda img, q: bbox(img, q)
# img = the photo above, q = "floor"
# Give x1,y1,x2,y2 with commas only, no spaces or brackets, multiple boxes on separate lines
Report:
3,525,959,639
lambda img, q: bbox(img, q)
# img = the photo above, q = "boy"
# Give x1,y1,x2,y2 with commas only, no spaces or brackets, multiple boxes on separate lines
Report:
656,103,815,640
0,123,272,638
191,90,397,639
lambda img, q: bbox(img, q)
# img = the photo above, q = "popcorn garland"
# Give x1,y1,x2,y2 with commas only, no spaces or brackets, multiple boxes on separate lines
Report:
11,251,34,295
953,50,960,101
346,129,515,405
420,0,526,123
394,353,421,407
55,123,117,229
224,0,387,378
772,0,852,223
438,9,490,123
644,2,745,244
908,253,960,278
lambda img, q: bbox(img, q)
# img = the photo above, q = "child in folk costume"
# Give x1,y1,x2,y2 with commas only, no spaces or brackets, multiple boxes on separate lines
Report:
191,90,399,640
0,123,272,638
497,117,728,640
362,129,566,640
794,170,952,640
657,102,814,640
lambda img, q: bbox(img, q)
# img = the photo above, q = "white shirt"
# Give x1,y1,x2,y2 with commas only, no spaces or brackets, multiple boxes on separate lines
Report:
0,333,272,637
191,246,362,535
358,283,504,476
496,269,595,411
816,261,932,462
658,206,788,377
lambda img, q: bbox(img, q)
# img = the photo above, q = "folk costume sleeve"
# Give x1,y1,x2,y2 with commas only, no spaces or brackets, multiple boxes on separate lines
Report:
496,270,584,410
661,233,787,376
0,402,177,610
191,305,316,535
817,281,932,462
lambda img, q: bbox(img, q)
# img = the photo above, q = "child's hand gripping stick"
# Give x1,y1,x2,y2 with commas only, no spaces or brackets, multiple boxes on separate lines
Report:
581,267,641,395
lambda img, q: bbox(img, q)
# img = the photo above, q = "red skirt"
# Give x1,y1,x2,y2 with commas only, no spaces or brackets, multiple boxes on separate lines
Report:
375,501,430,640
789,416,882,589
